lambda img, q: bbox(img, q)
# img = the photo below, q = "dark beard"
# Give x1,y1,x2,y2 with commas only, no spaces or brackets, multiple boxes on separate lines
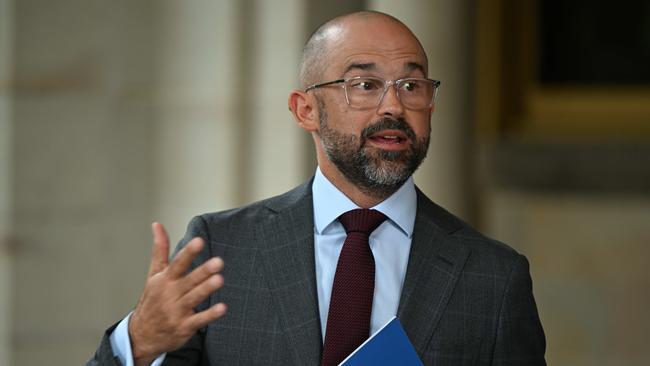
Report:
317,97,430,199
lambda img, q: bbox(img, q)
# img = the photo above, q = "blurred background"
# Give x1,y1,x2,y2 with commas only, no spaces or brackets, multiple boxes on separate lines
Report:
1,0,649,365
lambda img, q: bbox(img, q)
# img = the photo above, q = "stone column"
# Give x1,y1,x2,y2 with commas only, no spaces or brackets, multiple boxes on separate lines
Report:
152,0,314,238
368,0,474,219
0,0,14,364
247,0,310,201
152,0,243,240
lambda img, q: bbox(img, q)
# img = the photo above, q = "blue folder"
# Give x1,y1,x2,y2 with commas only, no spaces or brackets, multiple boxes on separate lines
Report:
339,317,423,365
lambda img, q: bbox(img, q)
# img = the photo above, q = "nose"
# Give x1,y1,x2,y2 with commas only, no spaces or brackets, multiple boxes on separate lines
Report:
376,82,405,117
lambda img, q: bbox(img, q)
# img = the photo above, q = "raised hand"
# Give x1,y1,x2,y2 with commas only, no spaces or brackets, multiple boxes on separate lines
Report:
128,222,227,366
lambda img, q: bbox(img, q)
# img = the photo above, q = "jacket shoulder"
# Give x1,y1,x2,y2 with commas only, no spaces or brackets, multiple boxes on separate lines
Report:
201,180,311,222
415,187,523,270
182,180,313,246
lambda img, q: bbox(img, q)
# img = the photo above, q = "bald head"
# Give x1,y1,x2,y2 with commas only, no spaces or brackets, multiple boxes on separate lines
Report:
299,11,428,89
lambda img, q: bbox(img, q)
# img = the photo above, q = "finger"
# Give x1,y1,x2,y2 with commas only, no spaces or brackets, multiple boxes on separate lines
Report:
184,303,227,331
167,237,204,279
179,257,224,294
180,274,224,309
148,222,170,277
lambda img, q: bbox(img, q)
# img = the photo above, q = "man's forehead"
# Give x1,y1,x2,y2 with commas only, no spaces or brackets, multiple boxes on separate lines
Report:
340,60,426,77
329,44,427,77
323,19,427,74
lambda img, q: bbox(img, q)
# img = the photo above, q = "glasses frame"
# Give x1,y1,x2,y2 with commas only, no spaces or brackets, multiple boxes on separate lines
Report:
304,76,441,110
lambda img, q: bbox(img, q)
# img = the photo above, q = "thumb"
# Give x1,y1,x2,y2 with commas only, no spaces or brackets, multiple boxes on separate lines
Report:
148,222,170,277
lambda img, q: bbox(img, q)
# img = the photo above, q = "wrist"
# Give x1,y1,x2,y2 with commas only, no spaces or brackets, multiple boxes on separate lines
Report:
128,312,158,362
134,355,157,366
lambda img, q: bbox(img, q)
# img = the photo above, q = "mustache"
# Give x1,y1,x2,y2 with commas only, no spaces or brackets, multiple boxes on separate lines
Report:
360,117,416,144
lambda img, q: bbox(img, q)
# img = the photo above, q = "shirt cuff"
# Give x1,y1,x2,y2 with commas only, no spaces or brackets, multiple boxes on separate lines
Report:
109,312,167,366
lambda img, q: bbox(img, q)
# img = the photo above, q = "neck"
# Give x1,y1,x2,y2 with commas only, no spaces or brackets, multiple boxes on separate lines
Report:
317,153,393,209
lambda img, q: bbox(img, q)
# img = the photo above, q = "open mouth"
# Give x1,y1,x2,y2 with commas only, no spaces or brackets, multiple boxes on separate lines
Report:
367,130,409,148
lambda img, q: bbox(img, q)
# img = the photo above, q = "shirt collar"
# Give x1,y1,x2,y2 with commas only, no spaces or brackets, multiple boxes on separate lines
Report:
312,167,416,238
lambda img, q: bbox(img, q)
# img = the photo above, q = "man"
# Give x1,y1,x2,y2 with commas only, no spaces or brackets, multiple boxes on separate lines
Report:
88,10,546,366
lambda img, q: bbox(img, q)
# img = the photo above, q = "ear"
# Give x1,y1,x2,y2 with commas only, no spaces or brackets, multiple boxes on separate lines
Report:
288,90,319,132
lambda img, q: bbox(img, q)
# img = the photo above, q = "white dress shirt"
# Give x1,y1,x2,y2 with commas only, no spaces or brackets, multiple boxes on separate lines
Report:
110,167,416,364
312,167,415,338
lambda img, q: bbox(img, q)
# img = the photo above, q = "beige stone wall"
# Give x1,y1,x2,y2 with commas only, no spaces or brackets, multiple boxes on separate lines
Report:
486,191,650,365
9,1,156,364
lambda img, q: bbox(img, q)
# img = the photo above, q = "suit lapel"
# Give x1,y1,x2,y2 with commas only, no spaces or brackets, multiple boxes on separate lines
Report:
397,188,470,353
257,182,323,365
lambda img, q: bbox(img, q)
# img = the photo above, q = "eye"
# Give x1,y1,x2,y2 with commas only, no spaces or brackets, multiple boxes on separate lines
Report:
349,78,382,91
401,80,419,92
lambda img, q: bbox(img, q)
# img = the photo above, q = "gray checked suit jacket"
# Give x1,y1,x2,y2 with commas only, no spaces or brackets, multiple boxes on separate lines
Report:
88,180,546,365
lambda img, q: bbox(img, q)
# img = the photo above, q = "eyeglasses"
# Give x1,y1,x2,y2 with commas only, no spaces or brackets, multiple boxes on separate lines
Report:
305,76,441,110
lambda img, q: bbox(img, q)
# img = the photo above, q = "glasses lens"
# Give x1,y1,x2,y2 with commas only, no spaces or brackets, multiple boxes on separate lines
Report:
344,77,385,108
397,79,436,109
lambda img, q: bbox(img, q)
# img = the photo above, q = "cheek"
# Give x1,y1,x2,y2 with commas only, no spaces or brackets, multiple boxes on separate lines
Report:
408,112,432,137
322,99,368,133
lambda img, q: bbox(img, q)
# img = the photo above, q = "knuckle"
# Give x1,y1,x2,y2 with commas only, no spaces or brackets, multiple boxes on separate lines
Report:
199,288,211,299
147,275,169,292
179,319,198,335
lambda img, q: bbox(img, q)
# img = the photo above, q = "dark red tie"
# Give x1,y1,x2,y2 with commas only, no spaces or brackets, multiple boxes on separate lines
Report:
321,209,387,366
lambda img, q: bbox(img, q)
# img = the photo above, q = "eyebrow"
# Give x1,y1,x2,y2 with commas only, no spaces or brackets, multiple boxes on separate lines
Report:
343,63,376,75
405,62,425,75
342,61,426,77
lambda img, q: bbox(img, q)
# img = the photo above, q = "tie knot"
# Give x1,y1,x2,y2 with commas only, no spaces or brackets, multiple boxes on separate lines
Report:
338,209,387,235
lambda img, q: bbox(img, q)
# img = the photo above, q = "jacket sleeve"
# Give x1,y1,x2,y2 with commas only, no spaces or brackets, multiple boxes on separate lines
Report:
84,323,124,366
